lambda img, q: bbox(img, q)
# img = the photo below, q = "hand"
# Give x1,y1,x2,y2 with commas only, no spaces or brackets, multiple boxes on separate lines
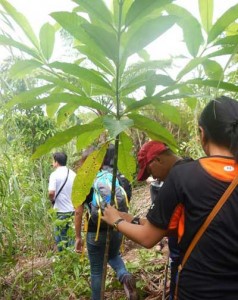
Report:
119,211,134,223
75,237,83,253
101,204,121,226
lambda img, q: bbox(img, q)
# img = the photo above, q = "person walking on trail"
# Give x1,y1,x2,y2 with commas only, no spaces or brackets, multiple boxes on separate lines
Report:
48,152,76,252
74,145,139,300
102,96,238,300
136,140,192,300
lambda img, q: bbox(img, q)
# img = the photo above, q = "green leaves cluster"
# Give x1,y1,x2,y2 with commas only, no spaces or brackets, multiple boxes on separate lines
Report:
0,0,238,207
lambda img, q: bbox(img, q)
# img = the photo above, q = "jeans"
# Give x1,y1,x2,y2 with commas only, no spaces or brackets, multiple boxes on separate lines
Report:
54,212,74,252
87,230,130,300
168,236,180,300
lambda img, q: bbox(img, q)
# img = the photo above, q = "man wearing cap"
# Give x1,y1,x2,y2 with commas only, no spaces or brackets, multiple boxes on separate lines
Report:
137,141,185,300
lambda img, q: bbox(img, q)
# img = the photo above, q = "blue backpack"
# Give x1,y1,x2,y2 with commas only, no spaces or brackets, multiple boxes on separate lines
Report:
89,169,129,240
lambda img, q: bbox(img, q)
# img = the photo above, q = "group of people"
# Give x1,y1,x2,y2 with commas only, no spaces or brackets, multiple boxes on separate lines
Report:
48,96,238,300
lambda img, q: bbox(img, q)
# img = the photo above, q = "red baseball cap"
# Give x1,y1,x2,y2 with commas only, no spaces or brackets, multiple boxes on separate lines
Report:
137,141,169,181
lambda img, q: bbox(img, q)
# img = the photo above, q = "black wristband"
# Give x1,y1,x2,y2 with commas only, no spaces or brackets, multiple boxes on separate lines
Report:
113,218,125,231
131,216,140,225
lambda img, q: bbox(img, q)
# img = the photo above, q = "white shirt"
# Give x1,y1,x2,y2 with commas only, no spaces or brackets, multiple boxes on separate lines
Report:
48,166,76,212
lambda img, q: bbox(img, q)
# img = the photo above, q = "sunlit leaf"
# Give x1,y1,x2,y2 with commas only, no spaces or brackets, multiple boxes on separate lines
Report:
151,102,181,126
187,78,238,92
39,23,55,61
202,59,224,81
208,4,238,43
177,57,207,80
123,15,177,59
199,0,213,33
9,59,42,78
118,133,136,182
56,103,79,125
72,143,109,208
0,0,39,48
125,0,173,27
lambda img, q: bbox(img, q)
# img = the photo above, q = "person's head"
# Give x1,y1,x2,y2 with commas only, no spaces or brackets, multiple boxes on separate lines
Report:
137,141,179,182
103,144,115,168
199,96,238,162
52,152,67,167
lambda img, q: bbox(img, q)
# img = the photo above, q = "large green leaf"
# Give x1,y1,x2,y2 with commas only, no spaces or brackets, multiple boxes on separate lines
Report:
72,143,108,208
73,0,113,29
50,62,112,93
177,57,207,80
166,4,204,57
0,35,40,59
129,113,177,149
0,0,39,48
103,116,134,138
76,45,115,76
36,74,86,96
56,103,79,125
214,35,238,46
123,15,177,59
81,23,118,63
187,78,238,92
202,59,224,81
208,4,238,44
118,132,136,182
32,118,104,159
19,93,110,113
6,84,54,108
151,102,181,126
9,59,42,79
76,128,104,152
199,0,213,33
125,0,173,27
39,23,55,61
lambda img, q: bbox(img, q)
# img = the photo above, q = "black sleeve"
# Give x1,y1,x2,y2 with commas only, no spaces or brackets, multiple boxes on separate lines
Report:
146,169,181,229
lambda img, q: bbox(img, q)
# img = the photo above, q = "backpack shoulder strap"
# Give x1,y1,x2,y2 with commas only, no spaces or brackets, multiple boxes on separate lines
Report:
55,168,69,200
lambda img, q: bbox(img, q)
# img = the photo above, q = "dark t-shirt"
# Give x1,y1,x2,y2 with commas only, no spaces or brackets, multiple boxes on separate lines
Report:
147,156,238,300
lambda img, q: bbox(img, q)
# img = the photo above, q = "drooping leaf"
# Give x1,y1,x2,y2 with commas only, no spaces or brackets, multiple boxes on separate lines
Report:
206,45,238,58
123,15,177,59
125,0,173,27
199,0,213,33
214,35,238,46
39,23,55,61
31,118,104,159
8,59,42,79
202,59,224,81
0,35,40,59
118,132,136,182
72,143,109,208
18,93,110,113
176,57,207,80
208,4,238,44
46,103,60,118
77,45,115,76
103,116,134,138
6,84,54,108
187,78,238,93
50,62,112,92
76,128,105,152
0,0,39,48
56,103,79,125
129,113,177,150
166,4,204,57
151,102,181,126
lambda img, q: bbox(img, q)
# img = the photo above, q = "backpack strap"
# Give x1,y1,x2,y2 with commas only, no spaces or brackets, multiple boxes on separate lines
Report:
174,175,238,299
54,168,69,200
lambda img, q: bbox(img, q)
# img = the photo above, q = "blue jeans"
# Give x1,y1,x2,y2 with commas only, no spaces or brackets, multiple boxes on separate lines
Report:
54,212,74,252
168,236,180,300
87,230,130,300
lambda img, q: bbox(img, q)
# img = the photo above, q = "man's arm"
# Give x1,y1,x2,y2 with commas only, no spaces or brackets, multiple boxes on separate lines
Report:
48,190,55,202
75,205,84,253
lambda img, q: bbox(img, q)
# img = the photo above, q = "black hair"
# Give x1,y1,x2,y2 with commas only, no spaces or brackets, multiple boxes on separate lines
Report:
199,96,238,162
53,152,67,166
103,144,115,167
